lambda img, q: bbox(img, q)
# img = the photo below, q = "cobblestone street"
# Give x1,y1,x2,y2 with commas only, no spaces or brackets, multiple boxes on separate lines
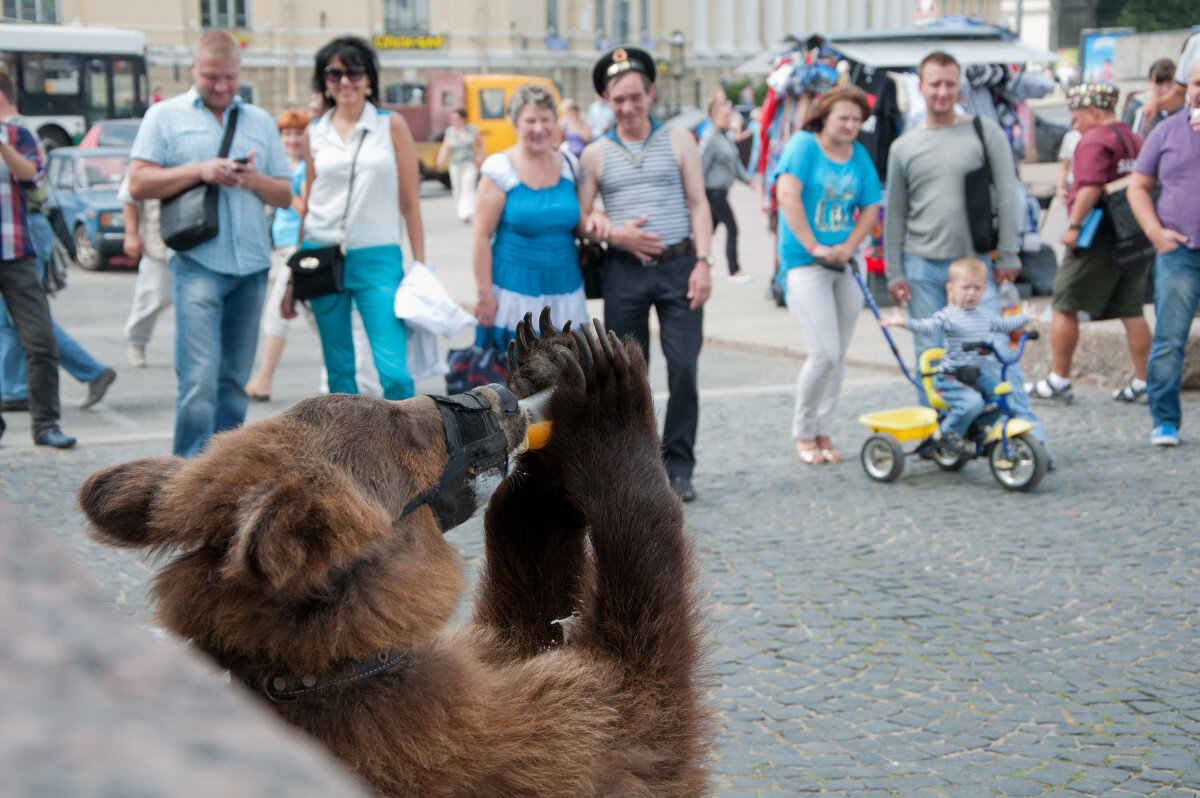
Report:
2,187,1197,796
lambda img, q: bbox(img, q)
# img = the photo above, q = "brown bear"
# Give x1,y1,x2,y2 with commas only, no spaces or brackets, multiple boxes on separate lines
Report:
78,312,712,797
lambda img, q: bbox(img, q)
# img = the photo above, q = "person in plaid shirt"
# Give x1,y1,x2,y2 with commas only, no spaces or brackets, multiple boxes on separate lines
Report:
0,71,74,448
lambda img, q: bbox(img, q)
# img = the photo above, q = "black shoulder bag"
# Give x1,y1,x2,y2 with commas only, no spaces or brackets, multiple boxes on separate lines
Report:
160,106,239,251
562,152,605,299
1099,125,1155,272
289,129,367,301
964,116,999,254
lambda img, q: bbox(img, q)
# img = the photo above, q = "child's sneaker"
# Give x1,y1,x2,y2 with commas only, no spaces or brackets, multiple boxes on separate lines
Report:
1113,383,1147,402
933,429,966,456
1026,378,1074,403
1150,424,1179,446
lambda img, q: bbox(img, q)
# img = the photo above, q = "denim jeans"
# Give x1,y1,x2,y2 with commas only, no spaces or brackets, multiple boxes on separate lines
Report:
0,254,61,437
1146,245,1200,430
171,255,267,457
0,214,104,399
933,370,1001,437
904,253,1044,441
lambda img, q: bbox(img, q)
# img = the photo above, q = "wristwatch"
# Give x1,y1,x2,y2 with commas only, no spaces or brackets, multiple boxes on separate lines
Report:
1068,223,1083,230
696,255,713,265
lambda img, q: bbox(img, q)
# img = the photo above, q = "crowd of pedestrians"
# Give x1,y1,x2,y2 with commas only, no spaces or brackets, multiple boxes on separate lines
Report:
1,30,1195,497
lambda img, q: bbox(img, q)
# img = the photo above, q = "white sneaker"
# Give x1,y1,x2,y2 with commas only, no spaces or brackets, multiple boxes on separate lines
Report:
727,273,754,284
127,345,146,368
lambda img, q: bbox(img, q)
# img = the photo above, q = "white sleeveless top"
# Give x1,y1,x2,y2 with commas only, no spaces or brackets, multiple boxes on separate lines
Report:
305,102,404,249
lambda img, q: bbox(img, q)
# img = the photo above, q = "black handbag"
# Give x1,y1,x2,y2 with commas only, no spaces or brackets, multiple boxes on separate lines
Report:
579,240,605,299
289,129,367,301
160,106,238,251
563,152,605,299
964,116,999,254
1099,126,1155,272
445,327,508,395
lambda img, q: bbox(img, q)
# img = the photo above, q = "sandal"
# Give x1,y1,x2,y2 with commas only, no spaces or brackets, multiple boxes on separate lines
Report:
819,447,844,463
795,440,826,465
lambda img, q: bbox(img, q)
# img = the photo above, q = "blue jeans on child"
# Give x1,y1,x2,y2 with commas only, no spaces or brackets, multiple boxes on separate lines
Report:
1147,245,1200,430
933,370,1001,437
904,253,1044,442
0,213,105,401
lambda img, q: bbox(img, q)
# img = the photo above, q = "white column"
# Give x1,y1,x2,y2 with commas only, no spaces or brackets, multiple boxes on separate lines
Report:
829,0,848,32
714,0,736,54
869,0,885,29
808,0,828,37
692,0,710,54
764,0,785,43
848,0,868,30
737,1,760,53
784,0,806,40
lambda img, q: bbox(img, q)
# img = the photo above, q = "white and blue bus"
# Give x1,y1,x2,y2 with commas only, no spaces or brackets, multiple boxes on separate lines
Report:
0,23,149,148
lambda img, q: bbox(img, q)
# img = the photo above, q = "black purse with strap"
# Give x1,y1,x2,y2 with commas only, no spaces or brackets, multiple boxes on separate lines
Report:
1099,124,1155,272
160,106,239,251
289,129,367,301
562,152,605,299
964,116,999,254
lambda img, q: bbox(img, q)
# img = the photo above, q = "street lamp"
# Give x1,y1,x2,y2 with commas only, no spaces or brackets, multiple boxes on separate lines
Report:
669,30,685,115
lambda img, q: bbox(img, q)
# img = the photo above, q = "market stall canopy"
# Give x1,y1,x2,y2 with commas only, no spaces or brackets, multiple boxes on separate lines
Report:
736,25,1058,75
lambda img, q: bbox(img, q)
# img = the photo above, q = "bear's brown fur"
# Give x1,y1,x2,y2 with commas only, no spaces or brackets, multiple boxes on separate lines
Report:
79,313,711,797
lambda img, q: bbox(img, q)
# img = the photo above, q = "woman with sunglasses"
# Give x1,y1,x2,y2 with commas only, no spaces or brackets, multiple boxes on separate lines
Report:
283,36,425,401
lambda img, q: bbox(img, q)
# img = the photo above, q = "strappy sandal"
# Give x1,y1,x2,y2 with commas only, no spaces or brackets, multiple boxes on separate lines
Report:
796,441,826,465
819,447,844,463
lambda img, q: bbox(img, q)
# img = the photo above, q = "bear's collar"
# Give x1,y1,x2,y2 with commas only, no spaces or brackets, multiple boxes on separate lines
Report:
239,649,409,702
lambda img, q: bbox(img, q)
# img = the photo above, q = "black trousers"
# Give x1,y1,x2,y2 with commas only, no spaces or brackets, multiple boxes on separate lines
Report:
603,252,702,479
706,187,740,274
0,254,60,437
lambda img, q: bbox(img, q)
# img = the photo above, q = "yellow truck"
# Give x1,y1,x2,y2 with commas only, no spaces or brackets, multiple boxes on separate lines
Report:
388,73,561,185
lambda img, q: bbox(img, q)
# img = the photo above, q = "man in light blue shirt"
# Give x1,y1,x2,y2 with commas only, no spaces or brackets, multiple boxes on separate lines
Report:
128,30,291,457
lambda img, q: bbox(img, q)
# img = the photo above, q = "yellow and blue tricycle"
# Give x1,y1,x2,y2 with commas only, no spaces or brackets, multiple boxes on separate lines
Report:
849,269,1048,492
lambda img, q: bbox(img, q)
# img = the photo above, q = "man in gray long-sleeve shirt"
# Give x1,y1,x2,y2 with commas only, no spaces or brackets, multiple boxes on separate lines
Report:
884,50,1043,442
699,100,754,281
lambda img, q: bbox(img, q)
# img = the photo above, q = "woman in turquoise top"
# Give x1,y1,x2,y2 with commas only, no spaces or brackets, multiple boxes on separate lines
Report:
473,83,589,347
775,87,882,465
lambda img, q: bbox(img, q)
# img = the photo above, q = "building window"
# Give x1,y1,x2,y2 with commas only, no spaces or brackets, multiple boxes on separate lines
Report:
3,0,58,23
638,0,649,39
546,0,559,37
594,0,607,38
384,0,429,34
200,0,249,29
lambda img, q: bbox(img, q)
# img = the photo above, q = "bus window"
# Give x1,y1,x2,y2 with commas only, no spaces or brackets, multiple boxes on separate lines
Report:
112,58,138,118
21,54,80,97
478,88,506,120
86,59,109,121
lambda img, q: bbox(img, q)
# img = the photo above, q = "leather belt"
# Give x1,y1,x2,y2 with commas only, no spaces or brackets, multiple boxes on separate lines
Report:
609,238,695,267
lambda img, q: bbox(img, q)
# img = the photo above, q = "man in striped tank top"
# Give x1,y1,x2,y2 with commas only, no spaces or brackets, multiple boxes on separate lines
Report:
577,46,715,503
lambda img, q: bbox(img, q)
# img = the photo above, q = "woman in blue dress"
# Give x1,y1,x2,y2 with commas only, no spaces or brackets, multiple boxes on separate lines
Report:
473,83,589,346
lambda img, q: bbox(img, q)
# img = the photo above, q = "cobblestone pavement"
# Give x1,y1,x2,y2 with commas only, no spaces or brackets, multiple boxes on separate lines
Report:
4,360,1197,797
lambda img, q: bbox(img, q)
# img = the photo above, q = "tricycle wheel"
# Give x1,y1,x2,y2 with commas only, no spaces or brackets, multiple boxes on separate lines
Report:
861,434,905,482
931,445,970,471
988,432,1047,491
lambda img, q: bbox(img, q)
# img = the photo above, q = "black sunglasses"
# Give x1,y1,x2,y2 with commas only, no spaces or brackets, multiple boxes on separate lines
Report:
324,65,367,83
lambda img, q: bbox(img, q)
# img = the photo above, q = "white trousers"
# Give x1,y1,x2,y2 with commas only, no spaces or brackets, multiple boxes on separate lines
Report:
123,254,172,348
785,265,863,440
449,160,478,222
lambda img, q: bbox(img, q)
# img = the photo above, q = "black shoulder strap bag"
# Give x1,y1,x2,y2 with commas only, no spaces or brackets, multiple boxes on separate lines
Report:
289,128,367,301
562,152,605,299
964,116,999,254
159,105,239,251
1099,124,1155,272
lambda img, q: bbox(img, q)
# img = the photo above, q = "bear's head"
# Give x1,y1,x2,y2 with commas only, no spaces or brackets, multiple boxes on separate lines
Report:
78,385,529,680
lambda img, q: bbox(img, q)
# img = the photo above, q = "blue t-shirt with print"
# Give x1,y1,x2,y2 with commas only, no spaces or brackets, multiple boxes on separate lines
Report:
774,131,882,268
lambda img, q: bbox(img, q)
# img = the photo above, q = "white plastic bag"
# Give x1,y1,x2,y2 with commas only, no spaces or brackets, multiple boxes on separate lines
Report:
395,261,473,381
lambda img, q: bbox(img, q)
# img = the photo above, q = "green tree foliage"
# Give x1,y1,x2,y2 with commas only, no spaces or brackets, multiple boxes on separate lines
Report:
1096,0,1198,32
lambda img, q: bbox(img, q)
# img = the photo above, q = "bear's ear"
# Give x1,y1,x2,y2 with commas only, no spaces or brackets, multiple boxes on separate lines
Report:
78,457,184,549
222,472,393,591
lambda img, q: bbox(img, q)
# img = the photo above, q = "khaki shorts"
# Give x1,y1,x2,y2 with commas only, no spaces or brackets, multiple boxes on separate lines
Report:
1051,242,1149,320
